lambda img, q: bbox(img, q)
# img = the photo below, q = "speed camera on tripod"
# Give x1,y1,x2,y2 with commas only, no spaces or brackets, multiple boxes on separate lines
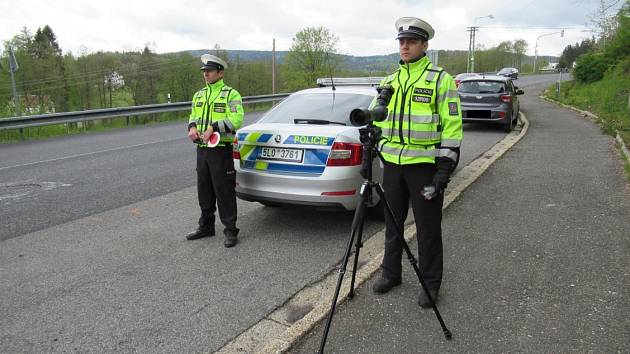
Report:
349,85,394,126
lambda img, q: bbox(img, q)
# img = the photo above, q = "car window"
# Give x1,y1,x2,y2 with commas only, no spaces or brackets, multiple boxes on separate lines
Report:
259,92,374,125
458,81,505,94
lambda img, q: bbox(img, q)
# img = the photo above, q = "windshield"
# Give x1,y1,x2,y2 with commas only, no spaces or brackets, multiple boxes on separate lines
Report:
458,81,506,94
259,92,375,125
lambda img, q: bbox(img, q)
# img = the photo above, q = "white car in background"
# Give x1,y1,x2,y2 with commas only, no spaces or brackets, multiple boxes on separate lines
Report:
233,78,384,216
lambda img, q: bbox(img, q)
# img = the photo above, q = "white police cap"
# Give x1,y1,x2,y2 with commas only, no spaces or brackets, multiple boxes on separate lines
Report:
200,54,228,71
395,17,434,41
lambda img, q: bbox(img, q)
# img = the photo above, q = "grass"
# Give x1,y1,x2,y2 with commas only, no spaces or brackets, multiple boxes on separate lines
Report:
543,64,630,183
543,68,630,146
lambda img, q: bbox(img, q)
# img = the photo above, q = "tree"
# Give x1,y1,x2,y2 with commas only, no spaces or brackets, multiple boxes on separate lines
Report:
590,0,624,47
283,26,341,91
559,39,595,68
513,39,528,70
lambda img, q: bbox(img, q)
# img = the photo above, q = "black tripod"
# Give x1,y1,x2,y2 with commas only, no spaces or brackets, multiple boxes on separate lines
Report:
318,124,452,353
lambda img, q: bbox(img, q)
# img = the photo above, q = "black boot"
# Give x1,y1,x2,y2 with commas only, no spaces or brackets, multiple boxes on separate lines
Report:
372,276,402,294
418,289,439,308
186,228,215,240
224,229,239,248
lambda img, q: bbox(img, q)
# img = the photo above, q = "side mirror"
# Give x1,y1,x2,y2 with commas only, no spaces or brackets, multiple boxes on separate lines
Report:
516,89,525,95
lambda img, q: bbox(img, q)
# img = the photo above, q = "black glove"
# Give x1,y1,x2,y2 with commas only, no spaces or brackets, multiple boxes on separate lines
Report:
432,155,457,191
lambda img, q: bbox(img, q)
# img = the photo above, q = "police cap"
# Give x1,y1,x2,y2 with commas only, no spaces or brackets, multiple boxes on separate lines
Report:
200,54,228,71
395,17,434,41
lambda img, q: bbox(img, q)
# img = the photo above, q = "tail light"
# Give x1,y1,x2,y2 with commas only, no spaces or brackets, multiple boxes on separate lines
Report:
326,142,362,166
232,137,240,160
500,94,512,103
498,111,506,118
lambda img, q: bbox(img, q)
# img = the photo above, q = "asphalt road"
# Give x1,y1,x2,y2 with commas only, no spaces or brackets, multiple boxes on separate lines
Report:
0,74,566,353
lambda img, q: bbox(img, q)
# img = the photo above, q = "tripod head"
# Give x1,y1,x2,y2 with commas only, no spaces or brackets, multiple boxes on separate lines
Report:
358,123,382,183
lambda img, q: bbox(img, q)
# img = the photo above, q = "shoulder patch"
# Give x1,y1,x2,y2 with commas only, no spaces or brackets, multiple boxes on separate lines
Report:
448,102,459,116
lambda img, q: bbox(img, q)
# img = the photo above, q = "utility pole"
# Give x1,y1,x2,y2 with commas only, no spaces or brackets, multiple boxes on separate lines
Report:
466,26,479,73
534,30,564,73
467,15,493,73
470,26,478,72
272,38,276,95
466,27,473,73
8,46,21,117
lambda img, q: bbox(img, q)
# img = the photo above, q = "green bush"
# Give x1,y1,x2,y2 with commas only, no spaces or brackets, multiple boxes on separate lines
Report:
573,52,611,83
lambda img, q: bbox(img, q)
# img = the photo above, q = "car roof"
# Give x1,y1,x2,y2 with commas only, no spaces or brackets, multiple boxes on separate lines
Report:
293,85,377,96
455,72,479,77
460,75,511,83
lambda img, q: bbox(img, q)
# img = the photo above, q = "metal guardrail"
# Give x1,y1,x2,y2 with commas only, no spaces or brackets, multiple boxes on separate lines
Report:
0,93,291,131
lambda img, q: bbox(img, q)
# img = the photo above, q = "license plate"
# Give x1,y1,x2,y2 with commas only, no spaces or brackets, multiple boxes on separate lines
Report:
259,147,304,163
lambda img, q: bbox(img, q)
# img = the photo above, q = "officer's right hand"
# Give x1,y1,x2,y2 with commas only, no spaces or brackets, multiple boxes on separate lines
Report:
420,184,440,200
188,127,201,142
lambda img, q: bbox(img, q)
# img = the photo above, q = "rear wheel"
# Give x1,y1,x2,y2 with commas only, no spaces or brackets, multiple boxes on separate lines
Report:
503,114,515,132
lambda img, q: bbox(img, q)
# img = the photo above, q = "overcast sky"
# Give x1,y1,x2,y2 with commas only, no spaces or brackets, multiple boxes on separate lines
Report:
0,0,622,58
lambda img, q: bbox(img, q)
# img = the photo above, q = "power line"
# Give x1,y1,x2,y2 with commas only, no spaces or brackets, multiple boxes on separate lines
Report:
477,25,590,30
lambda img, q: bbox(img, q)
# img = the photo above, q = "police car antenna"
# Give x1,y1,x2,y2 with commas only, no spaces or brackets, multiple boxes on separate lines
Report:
325,52,336,91
318,122,452,352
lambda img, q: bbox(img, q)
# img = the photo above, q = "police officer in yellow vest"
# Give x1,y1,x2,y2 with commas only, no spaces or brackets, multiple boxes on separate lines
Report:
186,54,244,248
371,17,463,307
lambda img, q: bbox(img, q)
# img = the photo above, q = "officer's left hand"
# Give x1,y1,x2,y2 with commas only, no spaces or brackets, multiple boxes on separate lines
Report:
203,127,214,143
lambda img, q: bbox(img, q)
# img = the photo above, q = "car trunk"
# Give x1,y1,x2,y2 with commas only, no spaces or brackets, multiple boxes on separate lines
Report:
235,123,359,177
458,92,504,107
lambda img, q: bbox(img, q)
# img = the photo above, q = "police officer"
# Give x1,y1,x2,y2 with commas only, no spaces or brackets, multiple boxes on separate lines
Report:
371,17,463,307
186,54,244,248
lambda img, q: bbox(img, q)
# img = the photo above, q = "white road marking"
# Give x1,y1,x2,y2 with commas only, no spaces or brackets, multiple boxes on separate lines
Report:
0,137,184,171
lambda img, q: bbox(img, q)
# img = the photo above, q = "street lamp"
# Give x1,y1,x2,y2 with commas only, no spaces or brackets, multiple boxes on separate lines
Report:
468,14,494,73
533,30,564,73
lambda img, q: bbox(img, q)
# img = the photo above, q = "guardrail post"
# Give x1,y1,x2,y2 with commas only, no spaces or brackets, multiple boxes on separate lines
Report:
19,127,24,140
126,116,130,127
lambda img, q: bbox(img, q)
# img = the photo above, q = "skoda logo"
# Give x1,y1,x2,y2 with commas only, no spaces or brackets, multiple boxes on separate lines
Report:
274,135,282,143
476,95,483,99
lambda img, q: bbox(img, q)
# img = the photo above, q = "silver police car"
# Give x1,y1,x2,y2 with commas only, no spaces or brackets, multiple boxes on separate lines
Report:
233,78,384,213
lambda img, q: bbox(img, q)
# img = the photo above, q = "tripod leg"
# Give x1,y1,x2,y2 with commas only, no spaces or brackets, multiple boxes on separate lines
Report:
348,219,364,299
319,186,369,353
374,183,452,340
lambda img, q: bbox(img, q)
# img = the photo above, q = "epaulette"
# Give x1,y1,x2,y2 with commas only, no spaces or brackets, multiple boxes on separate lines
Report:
425,65,444,82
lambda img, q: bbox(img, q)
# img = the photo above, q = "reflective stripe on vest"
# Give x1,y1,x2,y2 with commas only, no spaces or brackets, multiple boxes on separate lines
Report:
437,148,458,160
440,138,461,148
381,128,441,141
379,142,439,158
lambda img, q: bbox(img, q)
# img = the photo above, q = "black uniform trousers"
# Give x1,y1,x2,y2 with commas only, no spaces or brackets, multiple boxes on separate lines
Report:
381,161,444,291
196,145,238,236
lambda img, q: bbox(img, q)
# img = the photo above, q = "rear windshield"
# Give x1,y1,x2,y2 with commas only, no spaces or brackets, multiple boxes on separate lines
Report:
259,92,374,125
458,81,506,94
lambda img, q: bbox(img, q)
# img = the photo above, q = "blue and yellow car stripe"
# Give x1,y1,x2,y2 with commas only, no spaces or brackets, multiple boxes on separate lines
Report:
236,132,335,175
